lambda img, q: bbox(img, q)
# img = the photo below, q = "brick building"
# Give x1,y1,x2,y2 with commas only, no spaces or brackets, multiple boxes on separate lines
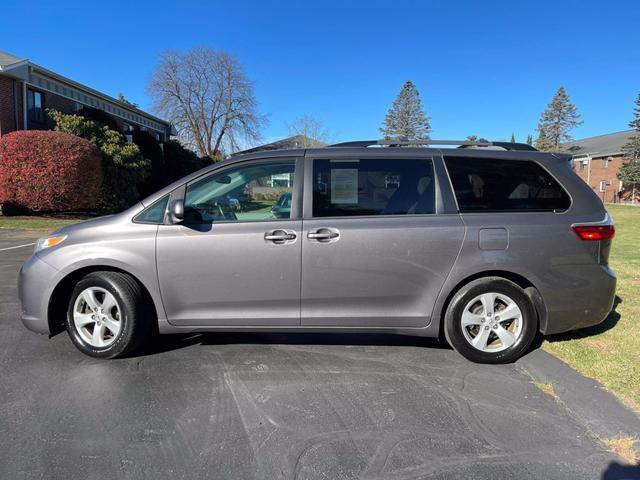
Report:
563,130,638,204
0,50,173,141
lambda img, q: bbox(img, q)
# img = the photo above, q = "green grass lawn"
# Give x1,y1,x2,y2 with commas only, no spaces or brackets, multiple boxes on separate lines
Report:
0,216,82,231
544,204,640,412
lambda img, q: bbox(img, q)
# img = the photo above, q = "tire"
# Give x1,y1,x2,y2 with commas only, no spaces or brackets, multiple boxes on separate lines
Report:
443,277,537,364
65,271,151,359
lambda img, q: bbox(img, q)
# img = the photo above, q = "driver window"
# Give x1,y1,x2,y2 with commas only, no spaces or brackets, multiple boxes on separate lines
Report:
183,160,295,224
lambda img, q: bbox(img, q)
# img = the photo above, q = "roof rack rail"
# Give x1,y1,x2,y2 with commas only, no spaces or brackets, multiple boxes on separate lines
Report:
328,139,538,152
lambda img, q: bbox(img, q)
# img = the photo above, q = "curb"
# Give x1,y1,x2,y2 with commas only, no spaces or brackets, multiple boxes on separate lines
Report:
516,349,640,462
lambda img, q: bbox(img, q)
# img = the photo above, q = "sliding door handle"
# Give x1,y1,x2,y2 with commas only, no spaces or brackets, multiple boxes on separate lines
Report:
307,228,340,242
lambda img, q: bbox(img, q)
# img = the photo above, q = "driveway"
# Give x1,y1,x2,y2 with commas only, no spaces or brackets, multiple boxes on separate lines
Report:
0,229,634,479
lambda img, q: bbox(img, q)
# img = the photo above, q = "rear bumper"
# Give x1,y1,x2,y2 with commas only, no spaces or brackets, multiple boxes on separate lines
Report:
18,254,61,335
541,263,616,335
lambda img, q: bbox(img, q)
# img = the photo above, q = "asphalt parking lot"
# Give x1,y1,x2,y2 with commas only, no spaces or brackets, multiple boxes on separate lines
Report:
0,229,636,480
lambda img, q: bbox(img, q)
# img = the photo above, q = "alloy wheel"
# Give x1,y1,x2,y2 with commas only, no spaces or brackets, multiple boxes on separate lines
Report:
73,287,122,348
460,292,523,352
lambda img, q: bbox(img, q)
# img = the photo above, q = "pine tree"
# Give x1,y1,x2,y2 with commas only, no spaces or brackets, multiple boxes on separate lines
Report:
380,80,431,139
618,92,640,202
536,86,582,151
535,128,554,151
526,134,533,146
510,133,516,143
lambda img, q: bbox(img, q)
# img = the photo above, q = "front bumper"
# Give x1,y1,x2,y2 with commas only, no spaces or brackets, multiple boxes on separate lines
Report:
18,254,61,335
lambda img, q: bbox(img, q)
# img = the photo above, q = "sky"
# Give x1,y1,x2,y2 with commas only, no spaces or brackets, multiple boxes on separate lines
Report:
1,0,639,146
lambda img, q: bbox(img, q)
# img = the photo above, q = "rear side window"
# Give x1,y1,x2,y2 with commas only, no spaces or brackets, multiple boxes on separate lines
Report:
312,158,435,217
444,157,570,212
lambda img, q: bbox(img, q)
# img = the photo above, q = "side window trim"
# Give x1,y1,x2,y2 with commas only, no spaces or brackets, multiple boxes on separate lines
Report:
170,157,302,225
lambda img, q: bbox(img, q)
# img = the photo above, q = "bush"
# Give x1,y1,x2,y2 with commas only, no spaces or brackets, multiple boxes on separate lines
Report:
164,140,212,184
132,130,165,197
48,109,150,213
0,130,102,213
76,107,121,132
97,129,150,213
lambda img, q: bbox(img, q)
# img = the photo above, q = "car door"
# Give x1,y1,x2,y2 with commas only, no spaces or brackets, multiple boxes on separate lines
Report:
156,157,303,326
301,152,465,328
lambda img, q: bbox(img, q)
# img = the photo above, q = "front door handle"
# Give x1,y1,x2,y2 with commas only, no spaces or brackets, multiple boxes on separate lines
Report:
307,228,340,242
264,229,297,244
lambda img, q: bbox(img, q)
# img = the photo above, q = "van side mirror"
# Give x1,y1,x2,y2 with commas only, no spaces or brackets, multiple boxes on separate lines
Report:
168,199,184,224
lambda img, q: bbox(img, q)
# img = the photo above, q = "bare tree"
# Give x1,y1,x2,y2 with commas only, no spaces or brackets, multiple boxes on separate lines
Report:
287,115,331,146
147,47,266,159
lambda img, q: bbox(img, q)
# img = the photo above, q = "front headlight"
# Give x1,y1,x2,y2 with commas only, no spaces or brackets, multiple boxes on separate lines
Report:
34,235,67,253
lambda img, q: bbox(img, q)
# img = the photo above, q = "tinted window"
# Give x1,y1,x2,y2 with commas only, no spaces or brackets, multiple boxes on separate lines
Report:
27,89,45,123
184,160,295,224
134,195,169,224
312,159,435,217
444,157,570,212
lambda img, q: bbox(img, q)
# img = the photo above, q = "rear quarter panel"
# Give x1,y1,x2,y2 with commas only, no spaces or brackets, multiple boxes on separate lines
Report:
430,151,614,336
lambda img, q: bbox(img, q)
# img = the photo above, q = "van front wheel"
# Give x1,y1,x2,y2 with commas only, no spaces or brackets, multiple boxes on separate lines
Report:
65,271,150,359
444,278,537,363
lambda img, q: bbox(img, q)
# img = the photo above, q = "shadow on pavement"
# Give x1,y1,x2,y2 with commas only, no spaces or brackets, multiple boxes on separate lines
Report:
137,331,449,358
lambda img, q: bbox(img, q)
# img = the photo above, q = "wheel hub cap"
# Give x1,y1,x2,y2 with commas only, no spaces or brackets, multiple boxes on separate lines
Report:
460,292,523,353
73,287,122,348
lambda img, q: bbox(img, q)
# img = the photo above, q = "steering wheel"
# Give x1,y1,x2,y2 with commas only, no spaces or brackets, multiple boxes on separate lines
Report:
191,202,237,221
215,202,237,221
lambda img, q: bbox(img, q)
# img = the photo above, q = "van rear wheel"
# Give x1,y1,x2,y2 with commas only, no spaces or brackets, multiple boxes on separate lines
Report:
444,278,537,363
65,271,150,359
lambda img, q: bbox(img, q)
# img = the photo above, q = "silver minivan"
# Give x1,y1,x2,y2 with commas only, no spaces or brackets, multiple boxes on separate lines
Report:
18,139,616,363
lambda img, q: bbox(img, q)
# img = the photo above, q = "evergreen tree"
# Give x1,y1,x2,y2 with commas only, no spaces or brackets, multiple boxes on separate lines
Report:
618,92,640,202
535,128,554,151
536,86,582,150
510,132,516,143
526,134,533,146
380,80,431,139
117,92,139,108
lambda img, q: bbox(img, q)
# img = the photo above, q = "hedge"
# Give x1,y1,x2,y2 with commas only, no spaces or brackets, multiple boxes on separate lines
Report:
76,107,122,132
48,109,149,214
163,140,213,185
0,130,102,213
132,130,165,197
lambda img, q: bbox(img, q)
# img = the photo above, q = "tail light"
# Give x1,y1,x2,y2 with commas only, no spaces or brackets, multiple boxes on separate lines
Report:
572,225,615,241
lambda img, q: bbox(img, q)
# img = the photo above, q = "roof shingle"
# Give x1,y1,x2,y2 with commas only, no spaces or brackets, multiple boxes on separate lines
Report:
562,130,635,158
0,50,26,69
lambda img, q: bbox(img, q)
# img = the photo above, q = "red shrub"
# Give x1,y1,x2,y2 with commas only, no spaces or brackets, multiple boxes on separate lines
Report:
0,130,102,212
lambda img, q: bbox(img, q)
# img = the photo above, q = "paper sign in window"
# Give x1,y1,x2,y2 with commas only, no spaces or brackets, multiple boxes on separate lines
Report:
331,168,358,204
